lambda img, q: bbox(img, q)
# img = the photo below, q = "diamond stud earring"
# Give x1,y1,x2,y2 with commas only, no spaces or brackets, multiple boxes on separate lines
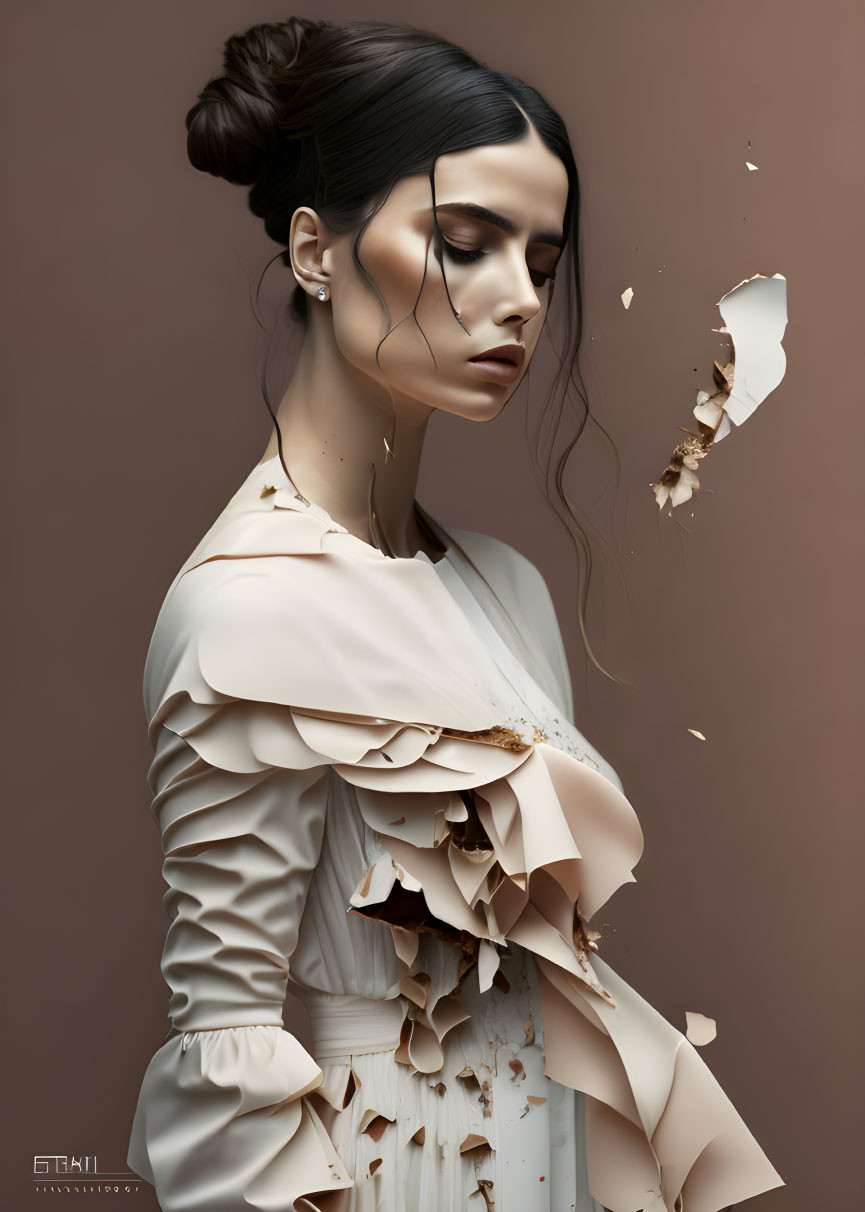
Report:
317,285,328,302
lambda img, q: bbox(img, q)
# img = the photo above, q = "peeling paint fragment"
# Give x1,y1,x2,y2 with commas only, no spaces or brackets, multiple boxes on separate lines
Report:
440,724,532,752
460,1133,493,1159
527,1094,548,1106
687,728,707,741
369,1157,382,1176
621,286,634,309
478,940,501,993
389,816,406,826
411,1125,426,1145
340,1065,360,1108
399,972,431,1008
362,1113,394,1143
745,161,759,171
433,1081,446,1097
357,865,374,899
717,273,788,430
574,905,602,956
389,924,419,969
685,1010,718,1046
508,1058,526,1084
650,272,787,511
523,1013,535,1047
492,969,510,994
470,1178,496,1210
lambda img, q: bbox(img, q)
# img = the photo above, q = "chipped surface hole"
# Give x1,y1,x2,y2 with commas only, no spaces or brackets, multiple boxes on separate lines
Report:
508,1058,526,1084
470,1177,495,1210
362,1114,394,1143
457,1064,482,1092
523,1014,535,1047
459,1132,493,1161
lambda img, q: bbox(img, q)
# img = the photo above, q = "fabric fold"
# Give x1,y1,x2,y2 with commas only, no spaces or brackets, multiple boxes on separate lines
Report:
130,456,783,1212
127,1025,352,1212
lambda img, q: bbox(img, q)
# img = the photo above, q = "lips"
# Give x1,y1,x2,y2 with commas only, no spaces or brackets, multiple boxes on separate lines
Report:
468,344,526,369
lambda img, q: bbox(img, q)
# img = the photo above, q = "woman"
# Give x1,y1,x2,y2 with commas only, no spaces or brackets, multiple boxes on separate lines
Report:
127,18,782,1212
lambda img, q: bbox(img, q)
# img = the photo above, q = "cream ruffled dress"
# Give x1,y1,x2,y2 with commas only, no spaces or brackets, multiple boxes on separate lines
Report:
126,455,782,1212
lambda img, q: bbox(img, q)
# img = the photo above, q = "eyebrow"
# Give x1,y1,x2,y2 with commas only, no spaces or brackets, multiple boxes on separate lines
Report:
434,202,564,248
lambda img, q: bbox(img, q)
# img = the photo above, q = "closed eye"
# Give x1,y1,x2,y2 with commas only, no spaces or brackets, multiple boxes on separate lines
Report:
440,235,555,288
440,235,486,264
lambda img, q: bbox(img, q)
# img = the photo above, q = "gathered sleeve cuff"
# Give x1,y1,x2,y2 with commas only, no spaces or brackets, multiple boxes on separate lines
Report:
127,1025,352,1212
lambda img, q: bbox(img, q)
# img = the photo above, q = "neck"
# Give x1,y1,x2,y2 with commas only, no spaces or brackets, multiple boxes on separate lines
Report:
259,311,435,558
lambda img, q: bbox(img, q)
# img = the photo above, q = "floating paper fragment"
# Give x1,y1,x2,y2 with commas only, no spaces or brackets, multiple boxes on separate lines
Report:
621,286,634,309
687,729,706,741
745,161,759,171
650,273,787,510
717,273,788,431
685,1011,718,1046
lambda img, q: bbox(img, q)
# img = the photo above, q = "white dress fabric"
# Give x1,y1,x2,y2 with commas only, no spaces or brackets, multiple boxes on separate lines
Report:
126,455,783,1212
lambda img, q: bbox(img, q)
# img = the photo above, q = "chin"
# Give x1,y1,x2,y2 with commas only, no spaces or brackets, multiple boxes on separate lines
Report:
458,389,514,423
426,397,506,424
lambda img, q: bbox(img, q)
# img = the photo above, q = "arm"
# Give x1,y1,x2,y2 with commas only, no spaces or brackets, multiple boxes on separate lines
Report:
128,589,353,1211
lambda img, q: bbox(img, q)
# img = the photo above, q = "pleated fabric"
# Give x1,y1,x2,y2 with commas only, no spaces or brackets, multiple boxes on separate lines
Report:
127,455,783,1212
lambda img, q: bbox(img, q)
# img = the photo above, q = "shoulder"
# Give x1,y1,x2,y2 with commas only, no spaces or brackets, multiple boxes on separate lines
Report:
144,520,514,735
442,526,559,630
443,525,548,589
439,525,575,722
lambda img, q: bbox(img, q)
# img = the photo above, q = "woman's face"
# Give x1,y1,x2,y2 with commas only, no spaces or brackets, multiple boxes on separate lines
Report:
319,122,570,422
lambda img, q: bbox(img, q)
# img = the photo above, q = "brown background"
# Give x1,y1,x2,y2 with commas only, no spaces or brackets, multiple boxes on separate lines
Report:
3,1,862,1208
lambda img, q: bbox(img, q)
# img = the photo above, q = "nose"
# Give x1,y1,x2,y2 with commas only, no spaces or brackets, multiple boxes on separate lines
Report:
492,247,543,327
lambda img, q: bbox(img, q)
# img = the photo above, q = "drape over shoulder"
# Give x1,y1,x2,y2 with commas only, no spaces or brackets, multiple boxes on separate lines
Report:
128,456,782,1212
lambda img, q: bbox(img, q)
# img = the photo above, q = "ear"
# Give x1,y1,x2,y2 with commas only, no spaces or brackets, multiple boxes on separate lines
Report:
288,207,331,299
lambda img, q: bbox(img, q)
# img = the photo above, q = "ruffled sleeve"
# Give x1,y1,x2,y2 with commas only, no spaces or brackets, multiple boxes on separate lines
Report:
126,717,354,1209
127,551,358,1208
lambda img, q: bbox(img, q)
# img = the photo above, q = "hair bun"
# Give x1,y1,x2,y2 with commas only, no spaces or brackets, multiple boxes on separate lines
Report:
185,17,324,186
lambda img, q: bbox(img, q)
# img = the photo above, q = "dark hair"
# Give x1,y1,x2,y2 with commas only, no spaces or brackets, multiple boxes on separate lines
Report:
186,18,624,683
